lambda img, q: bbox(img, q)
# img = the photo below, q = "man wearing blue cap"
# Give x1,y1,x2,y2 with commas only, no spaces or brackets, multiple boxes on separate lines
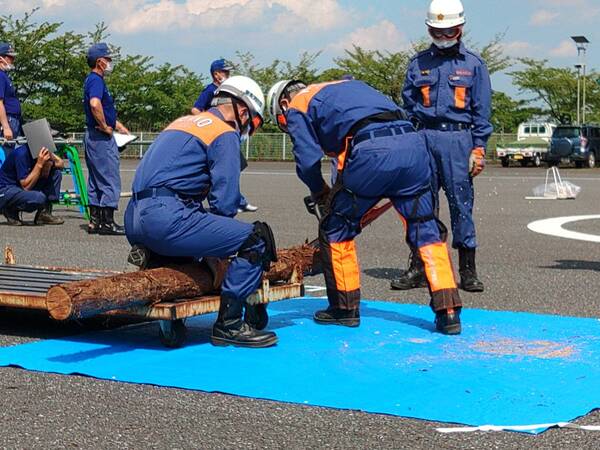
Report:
0,43,22,157
83,42,130,236
191,59,233,115
192,59,258,213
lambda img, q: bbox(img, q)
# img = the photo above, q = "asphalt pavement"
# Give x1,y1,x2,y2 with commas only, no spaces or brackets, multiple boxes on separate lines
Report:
1,161,599,449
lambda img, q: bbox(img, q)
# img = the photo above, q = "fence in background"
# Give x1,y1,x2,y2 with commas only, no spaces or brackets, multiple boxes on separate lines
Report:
69,132,519,161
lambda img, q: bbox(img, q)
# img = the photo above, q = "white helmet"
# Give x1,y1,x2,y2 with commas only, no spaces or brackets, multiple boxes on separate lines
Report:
214,75,265,135
267,79,306,133
426,0,465,29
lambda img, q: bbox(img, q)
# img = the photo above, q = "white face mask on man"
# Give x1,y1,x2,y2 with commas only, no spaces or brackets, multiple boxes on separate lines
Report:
100,59,113,75
432,38,459,49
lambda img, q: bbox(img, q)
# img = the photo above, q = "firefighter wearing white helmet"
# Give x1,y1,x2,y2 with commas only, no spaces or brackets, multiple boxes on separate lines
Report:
392,0,493,293
213,75,263,213
125,75,280,349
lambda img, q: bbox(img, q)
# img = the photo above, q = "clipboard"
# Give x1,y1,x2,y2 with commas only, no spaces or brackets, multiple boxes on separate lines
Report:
22,119,57,158
114,132,138,149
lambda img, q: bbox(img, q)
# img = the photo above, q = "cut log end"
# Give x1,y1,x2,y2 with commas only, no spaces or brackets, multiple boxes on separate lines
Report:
46,286,73,321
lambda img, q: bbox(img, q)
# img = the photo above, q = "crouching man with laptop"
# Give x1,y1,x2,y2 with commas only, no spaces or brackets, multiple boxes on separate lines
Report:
0,143,64,226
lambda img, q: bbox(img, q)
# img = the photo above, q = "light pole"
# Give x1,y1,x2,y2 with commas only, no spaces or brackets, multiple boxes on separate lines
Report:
575,64,582,125
571,36,589,124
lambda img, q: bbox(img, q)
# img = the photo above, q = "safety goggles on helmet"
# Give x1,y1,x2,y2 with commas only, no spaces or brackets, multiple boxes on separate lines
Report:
428,26,462,40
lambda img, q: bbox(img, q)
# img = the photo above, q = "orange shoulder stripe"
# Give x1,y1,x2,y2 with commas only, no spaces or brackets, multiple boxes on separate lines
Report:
164,113,234,145
289,80,347,113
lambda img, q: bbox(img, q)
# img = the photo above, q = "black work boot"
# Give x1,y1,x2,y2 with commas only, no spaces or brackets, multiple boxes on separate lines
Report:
98,207,126,236
458,247,484,292
211,295,278,348
3,208,23,226
34,202,64,225
87,206,101,234
435,308,462,335
390,250,427,290
314,307,360,327
244,303,269,330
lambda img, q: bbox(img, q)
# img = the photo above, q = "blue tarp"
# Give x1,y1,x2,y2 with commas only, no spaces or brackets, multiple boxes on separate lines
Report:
1,298,599,433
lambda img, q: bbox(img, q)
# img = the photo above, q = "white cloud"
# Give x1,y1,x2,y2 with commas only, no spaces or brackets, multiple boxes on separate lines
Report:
327,20,408,53
501,41,537,57
529,10,558,26
549,39,577,57
102,0,351,34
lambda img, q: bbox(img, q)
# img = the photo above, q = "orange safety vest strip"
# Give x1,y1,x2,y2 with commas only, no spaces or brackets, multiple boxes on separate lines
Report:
454,87,466,109
421,86,431,107
289,80,348,114
165,114,234,146
330,240,361,292
419,242,457,291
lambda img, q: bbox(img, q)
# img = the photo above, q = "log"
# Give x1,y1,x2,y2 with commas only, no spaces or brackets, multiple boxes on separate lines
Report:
46,244,320,321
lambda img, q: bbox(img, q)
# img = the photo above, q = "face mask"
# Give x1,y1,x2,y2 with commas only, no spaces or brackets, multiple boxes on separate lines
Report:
433,38,459,49
102,60,113,75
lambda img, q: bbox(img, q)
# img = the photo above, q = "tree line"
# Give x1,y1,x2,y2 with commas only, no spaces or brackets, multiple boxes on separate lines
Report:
2,10,598,133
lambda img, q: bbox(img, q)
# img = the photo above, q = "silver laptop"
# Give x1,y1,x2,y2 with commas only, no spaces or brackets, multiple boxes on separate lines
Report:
22,118,57,158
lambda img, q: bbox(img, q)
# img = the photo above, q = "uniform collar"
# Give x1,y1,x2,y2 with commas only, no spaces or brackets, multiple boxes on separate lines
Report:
429,41,467,57
208,107,225,121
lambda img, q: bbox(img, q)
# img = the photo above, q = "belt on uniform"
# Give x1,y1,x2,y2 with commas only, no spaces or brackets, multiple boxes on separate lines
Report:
353,124,415,146
423,122,472,132
134,187,208,202
133,187,179,201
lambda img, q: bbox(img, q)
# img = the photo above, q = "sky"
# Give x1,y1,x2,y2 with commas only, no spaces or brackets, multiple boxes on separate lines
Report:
1,0,599,97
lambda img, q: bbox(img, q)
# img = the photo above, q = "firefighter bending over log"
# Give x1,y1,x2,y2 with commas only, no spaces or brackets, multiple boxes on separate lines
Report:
267,79,463,334
124,76,279,348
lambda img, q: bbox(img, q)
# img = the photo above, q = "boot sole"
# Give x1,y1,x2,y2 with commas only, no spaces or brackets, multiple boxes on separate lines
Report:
461,284,485,293
313,317,360,328
210,335,278,348
98,231,126,236
390,281,427,291
438,323,462,335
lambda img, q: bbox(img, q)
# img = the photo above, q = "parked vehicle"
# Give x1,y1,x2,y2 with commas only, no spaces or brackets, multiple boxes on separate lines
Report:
546,124,599,169
497,122,555,167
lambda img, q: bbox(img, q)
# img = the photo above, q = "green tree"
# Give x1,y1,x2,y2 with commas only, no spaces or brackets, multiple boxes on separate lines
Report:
0,9,89,131
510,58,600,124
491,91,540,133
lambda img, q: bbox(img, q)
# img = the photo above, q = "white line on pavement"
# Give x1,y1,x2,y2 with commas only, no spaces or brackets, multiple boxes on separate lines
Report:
527,215,600,243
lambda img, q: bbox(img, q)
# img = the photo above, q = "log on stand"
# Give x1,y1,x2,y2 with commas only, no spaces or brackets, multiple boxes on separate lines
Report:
46,244,321,321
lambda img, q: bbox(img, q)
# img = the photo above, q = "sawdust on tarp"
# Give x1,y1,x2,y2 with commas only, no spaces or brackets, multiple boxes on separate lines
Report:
472,338,576,359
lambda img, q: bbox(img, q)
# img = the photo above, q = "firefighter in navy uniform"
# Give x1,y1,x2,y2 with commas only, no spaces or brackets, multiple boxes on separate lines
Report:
392,0,492,293
268,79,463,335
125,76,279,348
0,43,22,157
83,43,130,236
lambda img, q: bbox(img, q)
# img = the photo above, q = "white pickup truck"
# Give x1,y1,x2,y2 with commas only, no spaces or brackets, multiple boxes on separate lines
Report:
497,122,556,167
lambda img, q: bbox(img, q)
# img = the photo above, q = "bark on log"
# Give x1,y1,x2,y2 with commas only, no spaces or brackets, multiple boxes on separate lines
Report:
46,244,320,321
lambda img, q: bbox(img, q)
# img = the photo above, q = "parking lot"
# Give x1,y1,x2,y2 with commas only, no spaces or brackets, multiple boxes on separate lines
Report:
1,161,599,449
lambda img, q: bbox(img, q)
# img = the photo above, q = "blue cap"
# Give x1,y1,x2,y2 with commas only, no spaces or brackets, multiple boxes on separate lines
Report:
0,43,17,57
87,43,112,60
210,59,233,74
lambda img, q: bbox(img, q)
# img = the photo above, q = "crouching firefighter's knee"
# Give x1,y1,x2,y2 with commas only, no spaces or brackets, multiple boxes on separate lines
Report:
238,221,278,271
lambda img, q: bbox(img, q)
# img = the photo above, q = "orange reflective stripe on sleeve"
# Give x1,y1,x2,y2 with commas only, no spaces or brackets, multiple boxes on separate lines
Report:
165,113,234,145
421,86,431,107
330,240,361,292
419,242,457,292
454,86,466,109
289,80,347,113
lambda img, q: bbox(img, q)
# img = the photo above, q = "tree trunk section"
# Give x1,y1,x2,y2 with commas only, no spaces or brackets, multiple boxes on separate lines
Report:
46,244,320,321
